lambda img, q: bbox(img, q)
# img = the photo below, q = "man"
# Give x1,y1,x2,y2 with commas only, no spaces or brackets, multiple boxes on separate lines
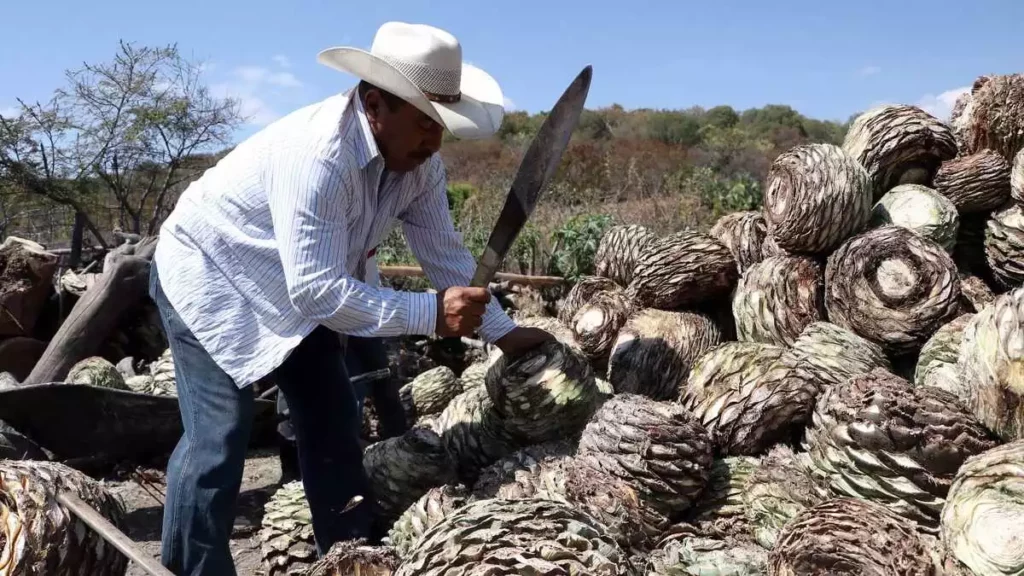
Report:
150,21,551,575
276,252,408,484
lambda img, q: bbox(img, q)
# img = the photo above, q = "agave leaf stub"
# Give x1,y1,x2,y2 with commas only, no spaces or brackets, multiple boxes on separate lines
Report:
741,445,827,550
0,460,129,576
627,230,739,310
957,286,1024,441
764,143,873,255
915,313,974,399
485,339,600,444
471,440,574,501
768,498,936,576
1013,147,1024,205
434,385,520,483
950,73,1024,162
511,315,578,350
687,456,761,530
934,149,1013,214
394,498,631,576
594,223,656,287
941,439,1024,576
306,540,398,576
959,273,997,314
388,484,471,559
646,534,768,576
607,308,723,401
458,359,491,391
803,368,999,531
571,289,633,361
564,455,672,550
825,225,962,357
985,202,1024,289
871,183,960,252
787,321,892,390
260,480,316,575
558,275,623,325
681,342,811,456
363,426,457,528
577,393,714,519
708,210,768,276
842,104,957,199
66,356,129,390
399,366,461,421
732,254,826,347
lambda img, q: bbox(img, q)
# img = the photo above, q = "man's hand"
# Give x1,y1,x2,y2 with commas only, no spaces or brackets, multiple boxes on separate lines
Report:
435,286,491,337
495,326,556,358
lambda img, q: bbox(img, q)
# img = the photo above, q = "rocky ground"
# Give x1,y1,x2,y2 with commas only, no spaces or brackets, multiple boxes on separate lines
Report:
108,449,284,576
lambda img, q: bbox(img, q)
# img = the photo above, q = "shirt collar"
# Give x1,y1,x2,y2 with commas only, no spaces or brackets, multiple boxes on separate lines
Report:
349,89,381,169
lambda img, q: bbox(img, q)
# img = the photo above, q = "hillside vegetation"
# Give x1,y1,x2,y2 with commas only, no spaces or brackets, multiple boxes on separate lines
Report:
0,41,851,280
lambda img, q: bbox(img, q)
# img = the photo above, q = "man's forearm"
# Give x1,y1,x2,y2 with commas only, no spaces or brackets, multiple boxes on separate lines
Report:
288,274,438,338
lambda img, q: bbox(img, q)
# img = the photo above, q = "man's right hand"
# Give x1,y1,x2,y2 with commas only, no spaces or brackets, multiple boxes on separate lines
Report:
435,286,491,337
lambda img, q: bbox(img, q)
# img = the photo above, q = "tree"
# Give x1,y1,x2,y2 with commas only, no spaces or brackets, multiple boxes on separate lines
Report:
705,105,740,129
0,41,241,255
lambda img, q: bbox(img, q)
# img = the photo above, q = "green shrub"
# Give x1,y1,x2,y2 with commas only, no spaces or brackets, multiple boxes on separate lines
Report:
546,213,613,281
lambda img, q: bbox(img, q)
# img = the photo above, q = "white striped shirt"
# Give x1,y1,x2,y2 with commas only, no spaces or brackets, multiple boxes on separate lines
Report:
153,89,517,387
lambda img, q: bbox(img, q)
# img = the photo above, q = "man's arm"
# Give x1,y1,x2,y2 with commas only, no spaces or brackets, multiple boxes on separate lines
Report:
399,159,517,344
264,144,437,337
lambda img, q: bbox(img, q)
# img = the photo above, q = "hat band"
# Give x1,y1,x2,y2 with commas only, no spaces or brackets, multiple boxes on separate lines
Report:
378,54,461,100
424,91,461,103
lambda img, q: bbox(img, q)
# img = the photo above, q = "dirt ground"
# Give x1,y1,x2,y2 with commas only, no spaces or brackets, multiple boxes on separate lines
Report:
106,448,284,576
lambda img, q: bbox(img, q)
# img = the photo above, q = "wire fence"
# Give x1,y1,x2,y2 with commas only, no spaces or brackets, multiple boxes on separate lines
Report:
1,197,146,250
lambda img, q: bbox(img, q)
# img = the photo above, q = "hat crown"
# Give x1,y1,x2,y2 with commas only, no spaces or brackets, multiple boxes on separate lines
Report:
370,22,462,98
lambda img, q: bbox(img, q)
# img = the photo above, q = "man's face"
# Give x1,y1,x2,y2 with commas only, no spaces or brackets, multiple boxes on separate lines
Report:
364,89,445,172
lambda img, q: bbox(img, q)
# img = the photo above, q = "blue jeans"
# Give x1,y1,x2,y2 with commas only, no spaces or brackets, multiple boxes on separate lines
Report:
150,265,370,576
276,335,405,483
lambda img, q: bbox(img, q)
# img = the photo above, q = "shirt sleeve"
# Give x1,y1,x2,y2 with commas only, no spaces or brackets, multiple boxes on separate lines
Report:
264,143,437,337
399,158,518,344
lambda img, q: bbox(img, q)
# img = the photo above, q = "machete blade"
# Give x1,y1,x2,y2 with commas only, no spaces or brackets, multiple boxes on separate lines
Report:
469,65,593,287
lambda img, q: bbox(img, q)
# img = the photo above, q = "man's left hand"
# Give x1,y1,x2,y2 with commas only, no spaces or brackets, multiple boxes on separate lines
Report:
494,326,556,358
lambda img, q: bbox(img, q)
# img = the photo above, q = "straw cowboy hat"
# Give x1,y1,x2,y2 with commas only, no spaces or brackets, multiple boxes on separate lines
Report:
318,22,505,140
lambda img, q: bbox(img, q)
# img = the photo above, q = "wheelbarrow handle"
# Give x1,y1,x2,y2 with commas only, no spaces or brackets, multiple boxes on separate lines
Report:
57,492,176,576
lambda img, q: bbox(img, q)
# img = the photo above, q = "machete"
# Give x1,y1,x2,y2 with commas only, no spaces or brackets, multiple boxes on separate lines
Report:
469,65,593,288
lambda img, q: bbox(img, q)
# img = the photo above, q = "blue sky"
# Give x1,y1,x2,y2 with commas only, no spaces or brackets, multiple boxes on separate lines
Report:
3,0,1021,143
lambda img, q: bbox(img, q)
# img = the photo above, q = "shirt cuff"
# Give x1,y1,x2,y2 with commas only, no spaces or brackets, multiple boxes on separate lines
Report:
478,303,518,344
405,291,438,337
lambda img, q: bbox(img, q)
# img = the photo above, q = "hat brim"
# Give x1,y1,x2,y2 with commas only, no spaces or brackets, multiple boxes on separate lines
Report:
317,47,505,140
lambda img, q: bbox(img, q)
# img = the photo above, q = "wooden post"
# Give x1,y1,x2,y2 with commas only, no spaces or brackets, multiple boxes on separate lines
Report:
379,265,566,287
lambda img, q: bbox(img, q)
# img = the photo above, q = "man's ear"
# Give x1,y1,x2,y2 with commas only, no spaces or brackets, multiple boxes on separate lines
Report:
364,89,382,120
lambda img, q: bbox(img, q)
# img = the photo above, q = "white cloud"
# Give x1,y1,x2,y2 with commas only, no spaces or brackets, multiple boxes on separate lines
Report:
210,60,305,127
272,54,291,68
503,96,516,111
859,65,881,77
0,106,19,118
233,66,302,88
917,86,970,121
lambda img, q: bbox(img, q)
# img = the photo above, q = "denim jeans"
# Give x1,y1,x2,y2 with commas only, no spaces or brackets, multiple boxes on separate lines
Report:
150,265,371,576
276,335,406,483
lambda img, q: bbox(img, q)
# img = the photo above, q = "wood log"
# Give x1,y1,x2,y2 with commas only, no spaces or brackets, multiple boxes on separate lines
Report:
23,237,158,386
0,237,59,338
379,265,567,287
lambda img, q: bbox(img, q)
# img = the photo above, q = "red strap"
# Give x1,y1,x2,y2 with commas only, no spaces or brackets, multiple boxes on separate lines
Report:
366,247,377,258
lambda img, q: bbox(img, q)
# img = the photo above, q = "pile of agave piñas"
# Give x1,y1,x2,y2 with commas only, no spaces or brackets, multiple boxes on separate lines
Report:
10,73,1022,576
252,72,1024,575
